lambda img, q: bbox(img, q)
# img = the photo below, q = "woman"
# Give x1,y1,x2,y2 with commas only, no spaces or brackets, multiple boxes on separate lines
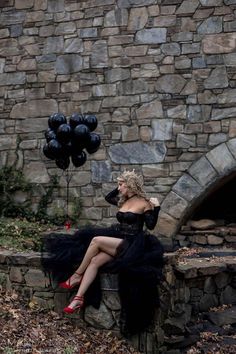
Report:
42,170,164,335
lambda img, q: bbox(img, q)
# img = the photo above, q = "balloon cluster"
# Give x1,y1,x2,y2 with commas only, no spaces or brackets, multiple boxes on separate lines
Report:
43,113,101,170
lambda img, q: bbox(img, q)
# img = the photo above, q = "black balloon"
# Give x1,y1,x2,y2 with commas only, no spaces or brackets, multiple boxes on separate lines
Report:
63,141,73,157
48,113,67,130
71,151,87,167
47,139,63,159
73,124,90,144
86,133,101,154
55,157,70,170
57,124,72,144
69,113,84,129
43,143,55,160
44,112,100,170
84,114,98,132
45,128,56,142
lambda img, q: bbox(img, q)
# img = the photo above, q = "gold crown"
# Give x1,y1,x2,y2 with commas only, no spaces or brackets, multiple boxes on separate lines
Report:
117,169,143,186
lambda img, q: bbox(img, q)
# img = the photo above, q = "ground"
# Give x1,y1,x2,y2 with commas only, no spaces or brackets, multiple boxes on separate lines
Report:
0,289,140,354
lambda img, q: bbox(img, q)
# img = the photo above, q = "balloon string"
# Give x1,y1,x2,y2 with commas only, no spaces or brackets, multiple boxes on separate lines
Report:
64,168,73,229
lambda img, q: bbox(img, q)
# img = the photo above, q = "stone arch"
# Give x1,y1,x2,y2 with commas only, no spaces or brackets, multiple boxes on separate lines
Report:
157,138,236,238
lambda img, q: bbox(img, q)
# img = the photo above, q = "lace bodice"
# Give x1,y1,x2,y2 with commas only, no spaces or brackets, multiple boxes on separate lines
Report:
105,188,160,231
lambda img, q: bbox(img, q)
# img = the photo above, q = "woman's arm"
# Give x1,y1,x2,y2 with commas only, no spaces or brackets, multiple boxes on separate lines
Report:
105,187,119,206
144,198,160,230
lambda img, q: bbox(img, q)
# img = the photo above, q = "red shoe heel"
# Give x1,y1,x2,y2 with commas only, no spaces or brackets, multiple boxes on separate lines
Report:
63,295,84,314
59,272,83,290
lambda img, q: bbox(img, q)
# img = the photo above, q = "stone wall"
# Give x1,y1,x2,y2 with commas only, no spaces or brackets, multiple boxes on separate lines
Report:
1,0,236,243
1,248,236,353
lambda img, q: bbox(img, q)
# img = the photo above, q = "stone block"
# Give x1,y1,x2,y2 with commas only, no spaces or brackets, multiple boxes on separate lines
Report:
25,269,48,287
220,286,236,305
204,66,228,89
84,302,115,329
118,78,148,95
0,72,26,86
206,143,236,175
200,0,223,5
55,54,83,74
176,134,196,148
55,22,76,36
135,28,167,44
209,133,227,146
92,84,116,97
182,43,200,54
103,291,121,311
224,53,236,66
227,138,236,159
23,162,50,183
65,38,83,53
198,16,222,34
118,0,156,8
199,294,218,311
153,15,176,27
172,174,202,202
152,119,173,141
139,126,152,142
207,235,224,245
91,161,112,183
128,7,148,31
142,164,169,178
189,156,217,187
10,99,57,119
136,98,163,119
109,141,166,164
121,125,139,141
0,135,17,150
105,68,130,83
9,267,23,283
156,211,179,238
202,32,236,54
102,95,139,108
176,0,199,14
208,306,236,327
156,74,186,94
161,192,188,219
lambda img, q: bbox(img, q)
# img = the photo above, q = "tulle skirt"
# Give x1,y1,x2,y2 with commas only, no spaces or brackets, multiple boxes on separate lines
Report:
41,224,164,336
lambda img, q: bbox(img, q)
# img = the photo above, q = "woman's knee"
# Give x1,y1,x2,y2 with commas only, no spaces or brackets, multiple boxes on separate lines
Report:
91,236,102,247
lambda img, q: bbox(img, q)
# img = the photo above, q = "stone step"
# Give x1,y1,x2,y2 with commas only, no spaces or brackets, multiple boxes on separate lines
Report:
175,249,236,278
205,305,236,327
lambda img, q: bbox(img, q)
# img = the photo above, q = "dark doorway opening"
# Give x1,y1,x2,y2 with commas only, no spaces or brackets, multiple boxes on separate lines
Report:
192,172,236,224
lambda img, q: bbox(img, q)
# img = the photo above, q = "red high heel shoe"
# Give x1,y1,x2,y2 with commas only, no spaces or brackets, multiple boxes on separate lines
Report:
59,272,83,290
63,295,84,314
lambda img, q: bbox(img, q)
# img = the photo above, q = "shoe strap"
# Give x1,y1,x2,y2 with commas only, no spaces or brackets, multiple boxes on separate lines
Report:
74,295,84,301
75,271,83,276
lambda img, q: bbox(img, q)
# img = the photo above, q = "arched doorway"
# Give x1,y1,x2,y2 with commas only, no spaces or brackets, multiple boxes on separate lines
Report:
157,138,236,244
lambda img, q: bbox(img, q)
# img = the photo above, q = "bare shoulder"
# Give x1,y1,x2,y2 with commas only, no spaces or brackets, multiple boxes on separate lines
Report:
144,197,160,211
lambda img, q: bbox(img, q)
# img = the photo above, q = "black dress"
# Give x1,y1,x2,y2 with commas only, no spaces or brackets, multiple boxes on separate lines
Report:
41,188,164,336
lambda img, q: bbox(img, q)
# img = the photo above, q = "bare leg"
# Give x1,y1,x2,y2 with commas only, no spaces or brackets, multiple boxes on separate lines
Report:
66,252,113,310
76,236,122,274
63,236,123,287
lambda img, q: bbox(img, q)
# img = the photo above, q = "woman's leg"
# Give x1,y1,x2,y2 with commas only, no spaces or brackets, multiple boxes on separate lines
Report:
76,236,122,274
63,236,123,287
66,251,113,310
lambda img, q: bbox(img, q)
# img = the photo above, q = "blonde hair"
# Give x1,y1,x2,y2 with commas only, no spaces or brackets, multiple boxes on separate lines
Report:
117,170,148,206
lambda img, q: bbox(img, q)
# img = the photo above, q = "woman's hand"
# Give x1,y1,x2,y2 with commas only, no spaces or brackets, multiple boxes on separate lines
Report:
149,197,160,207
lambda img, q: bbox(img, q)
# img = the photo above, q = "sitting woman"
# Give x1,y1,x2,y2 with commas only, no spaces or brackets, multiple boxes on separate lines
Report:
42,170,164,336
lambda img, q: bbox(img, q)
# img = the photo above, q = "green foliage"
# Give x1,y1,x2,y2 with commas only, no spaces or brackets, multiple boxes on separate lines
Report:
64,346,76,354
0,217,54,251
0,166,32,218
35,175,59,222
3,347,14,354
0,166,83,226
